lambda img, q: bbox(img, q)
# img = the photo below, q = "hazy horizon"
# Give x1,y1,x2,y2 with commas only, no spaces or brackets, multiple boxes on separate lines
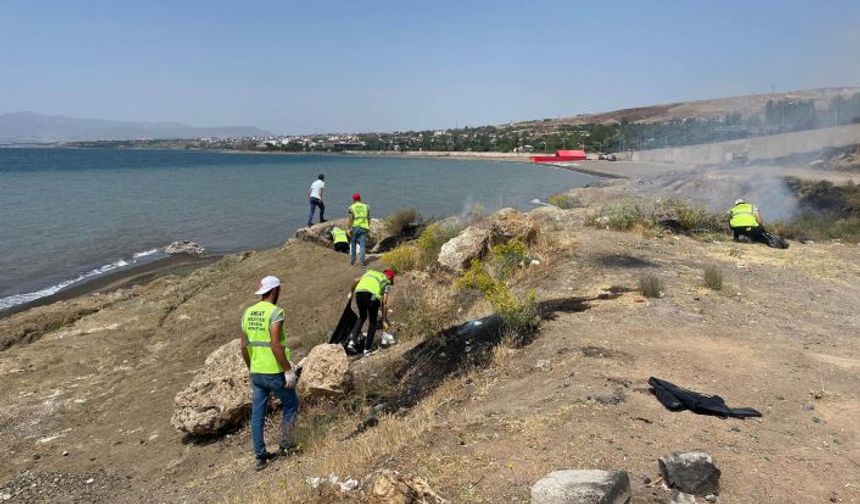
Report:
2,0,859,135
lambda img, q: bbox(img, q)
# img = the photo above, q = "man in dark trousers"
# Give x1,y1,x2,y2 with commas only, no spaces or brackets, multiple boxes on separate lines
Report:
347,268,394,356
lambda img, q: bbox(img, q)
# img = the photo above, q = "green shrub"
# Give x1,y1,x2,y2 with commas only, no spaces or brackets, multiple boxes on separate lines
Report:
382,244,421,273
416,221,464,261
638,274,664,298
703,265,724,290
456,259,539,343
384,208,419,236
548,193,578,209
654,199,726,234
491,239,529,279
606,199,647,231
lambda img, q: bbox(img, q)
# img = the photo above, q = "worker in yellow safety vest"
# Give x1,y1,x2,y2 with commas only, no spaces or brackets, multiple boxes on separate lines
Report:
240,275,299,471
347,193,371,267
347,268,395,356
330,226,350,254
729,199,766,243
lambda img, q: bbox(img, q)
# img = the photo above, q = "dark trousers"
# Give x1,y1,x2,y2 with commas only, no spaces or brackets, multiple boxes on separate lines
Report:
308,197,325,226
732,225,767,244
333,242,349,254
352,292,379,351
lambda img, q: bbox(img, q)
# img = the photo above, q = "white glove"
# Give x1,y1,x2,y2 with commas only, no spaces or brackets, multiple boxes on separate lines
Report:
284,370,298,390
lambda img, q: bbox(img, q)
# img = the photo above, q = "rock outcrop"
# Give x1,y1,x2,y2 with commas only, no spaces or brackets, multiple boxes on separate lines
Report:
362,469,447,504
658,451,721,496
436,208,540,272
436,225,490,272
293,218,388,250
297,344,351,400
488,208,540,245
531,469,631,504
170,339,249,436
164,240,207,256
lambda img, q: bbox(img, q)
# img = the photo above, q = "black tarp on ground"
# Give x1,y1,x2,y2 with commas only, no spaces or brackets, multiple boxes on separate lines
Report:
329,298,358,346
649,376,762,419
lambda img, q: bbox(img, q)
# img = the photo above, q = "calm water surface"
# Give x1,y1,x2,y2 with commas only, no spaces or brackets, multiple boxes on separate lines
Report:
0,148,596,310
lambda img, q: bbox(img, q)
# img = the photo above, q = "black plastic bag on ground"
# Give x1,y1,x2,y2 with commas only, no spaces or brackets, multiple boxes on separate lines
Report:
764,231,789,249
329,298,358,347
649,377,762,419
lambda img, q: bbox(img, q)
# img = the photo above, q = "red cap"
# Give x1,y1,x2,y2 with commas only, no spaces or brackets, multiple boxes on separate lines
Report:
383,269,396,282
352,193,361,201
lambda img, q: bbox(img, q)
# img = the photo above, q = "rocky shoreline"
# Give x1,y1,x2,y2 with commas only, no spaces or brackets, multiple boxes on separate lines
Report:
1,173,859,503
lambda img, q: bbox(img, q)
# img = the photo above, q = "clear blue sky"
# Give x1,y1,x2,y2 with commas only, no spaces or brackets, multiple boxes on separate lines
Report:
1,0,858,134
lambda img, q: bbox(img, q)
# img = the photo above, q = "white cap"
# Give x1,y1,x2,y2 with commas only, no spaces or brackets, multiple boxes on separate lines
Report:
254,275,281,295
734,198,746,205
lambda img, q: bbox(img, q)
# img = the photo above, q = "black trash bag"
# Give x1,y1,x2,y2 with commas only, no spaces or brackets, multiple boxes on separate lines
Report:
649,377,762,419
763,231,789,249
329,298,358,347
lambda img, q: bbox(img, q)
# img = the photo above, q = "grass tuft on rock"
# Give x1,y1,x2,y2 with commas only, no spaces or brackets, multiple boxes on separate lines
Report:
381,245,421,273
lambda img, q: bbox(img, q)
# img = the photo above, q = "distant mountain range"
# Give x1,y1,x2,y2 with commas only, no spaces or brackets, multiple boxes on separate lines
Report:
0,112,273,143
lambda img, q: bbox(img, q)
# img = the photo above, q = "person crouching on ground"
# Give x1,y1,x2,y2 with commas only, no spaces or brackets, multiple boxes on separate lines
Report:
239,275,299,471
347,193,371,267
729,198,767,244
330,226,350,254
347,268,394,356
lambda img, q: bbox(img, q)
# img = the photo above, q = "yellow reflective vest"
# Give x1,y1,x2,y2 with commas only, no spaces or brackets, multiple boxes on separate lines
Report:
349,202,370,230
241,301,290,374
730,203,759,228
331,227,349,244
355,270,390,299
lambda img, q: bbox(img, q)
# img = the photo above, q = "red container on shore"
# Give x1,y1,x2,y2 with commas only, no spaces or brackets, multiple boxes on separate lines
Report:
531,149,586,163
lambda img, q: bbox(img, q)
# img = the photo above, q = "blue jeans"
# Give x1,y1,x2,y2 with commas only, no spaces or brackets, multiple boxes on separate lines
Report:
350,227,367,265
307,197,325,226
250,373,300,459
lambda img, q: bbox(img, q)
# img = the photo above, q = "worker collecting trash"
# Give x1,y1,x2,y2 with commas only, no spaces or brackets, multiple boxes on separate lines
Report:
346,268,395,356
728,198,788,249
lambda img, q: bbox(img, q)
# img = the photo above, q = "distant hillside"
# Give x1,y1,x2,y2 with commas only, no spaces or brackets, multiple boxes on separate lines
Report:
516,87,860,129
0,112,272,143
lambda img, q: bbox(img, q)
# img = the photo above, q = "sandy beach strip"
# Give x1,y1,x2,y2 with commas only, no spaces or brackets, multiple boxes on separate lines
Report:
1,254,219,318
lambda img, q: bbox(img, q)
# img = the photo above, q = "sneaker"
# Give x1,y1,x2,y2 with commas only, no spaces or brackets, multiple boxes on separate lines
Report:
363,349,372,357
346,341,356,351
320,219,327,223
255,455,273,471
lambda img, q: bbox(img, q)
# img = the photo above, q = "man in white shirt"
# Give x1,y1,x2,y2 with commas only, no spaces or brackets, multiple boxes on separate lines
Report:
307,174,326,227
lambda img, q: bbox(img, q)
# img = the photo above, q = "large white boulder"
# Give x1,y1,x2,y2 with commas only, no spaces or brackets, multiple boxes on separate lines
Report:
170,339,249,436
297,344,351,400
436,225,490,272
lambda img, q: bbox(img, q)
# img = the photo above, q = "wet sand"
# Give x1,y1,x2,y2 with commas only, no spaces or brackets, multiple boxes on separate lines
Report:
1,254,219,318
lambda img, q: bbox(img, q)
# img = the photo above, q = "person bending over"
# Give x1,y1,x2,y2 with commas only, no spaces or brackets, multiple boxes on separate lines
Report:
347,268,394,356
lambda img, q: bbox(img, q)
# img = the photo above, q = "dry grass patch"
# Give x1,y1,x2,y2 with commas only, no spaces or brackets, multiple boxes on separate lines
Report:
638,274,664,298
703,265,724,290
242,376,472,504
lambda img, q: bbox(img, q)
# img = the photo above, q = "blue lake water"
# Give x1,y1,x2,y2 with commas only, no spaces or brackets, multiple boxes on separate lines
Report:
0,148,596,311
